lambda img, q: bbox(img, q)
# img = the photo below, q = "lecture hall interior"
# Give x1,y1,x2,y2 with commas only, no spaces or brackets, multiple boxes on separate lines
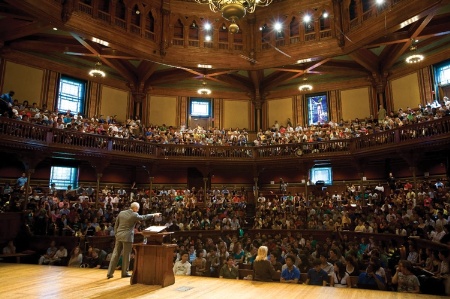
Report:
0,0,450,298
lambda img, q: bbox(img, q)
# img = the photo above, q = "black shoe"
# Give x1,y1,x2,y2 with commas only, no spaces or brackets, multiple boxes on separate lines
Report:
107,275,113,279
121,273,132,278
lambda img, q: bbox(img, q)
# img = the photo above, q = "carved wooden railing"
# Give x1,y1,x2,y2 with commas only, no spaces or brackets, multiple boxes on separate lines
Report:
0,117,449,161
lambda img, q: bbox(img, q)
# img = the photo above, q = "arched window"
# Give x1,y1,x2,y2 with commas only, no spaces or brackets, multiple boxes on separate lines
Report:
362,0,371,12
131,5,140,26
320,12,330,31
219,24,228,42
115,0,126,19
146,11,155,32
261,23,270,43
189,21,199,40
174,19,184,39
290,17,299,37
97,0,109,12
349,0,357,20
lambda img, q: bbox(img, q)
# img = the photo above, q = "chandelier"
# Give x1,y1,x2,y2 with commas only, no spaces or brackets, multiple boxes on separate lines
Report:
194,0,273,33
405,54,424,64
88,61,106,78
405,39,424,64
298,84,313,92
197,80,212,95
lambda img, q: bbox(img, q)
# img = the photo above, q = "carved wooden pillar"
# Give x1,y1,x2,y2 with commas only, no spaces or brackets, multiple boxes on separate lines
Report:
253,92,266,131
129,84,148,122
371,72,389,114
149,176,154,200
203,177,208,202
18,153,47,210
88,158,110,205
333,0,345,47
110,0,117,25
160,6,171,57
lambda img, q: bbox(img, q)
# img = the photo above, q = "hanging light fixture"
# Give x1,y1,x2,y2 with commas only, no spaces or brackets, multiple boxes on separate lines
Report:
197,79,212,95
298,84,313,92
298,73,313,92
405,39,424,64
194,0,273,33
89,61,106,78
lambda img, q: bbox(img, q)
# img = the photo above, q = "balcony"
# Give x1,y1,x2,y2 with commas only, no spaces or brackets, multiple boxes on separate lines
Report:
0,117,449,167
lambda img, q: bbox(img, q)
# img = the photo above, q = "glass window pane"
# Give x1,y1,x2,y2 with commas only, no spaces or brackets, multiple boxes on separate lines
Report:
50,166,78,190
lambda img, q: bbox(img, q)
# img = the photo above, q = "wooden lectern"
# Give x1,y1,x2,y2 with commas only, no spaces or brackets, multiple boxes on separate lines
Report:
131,227,177,287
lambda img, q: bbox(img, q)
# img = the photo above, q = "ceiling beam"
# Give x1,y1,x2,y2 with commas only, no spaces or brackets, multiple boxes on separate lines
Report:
382,9,438,72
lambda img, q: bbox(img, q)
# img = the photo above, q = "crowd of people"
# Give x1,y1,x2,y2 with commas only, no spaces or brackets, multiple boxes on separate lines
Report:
1,173,449,294
1,91,450,294
1,90,450,147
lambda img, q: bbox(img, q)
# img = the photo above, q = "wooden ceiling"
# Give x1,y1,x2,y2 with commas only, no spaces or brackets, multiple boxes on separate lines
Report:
0,0,450,99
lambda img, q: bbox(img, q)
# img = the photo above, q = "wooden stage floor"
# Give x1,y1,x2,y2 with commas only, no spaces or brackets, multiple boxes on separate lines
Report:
0,263,447,299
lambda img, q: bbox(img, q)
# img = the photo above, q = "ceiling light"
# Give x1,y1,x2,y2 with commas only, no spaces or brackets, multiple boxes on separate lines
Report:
299,84,313,92
92,37,109,47
195,0,273,33
375,0,384,5
204,23,212,30
303,15,311,23
198,64,212,69
89,61,106,78
405,54,424,64
322,11,329,18
405,39,424,64
205,35,212,42
297,58,312,64
274,22,282,32
197,80,211,95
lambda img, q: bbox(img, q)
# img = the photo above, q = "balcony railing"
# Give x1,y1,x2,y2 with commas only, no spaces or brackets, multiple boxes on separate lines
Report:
0,117,449,161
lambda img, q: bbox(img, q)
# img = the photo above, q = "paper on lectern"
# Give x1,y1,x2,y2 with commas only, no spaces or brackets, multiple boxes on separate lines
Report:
144,226,167,233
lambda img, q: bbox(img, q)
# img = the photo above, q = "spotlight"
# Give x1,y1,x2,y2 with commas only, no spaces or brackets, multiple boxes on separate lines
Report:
274,22,282,32
375,0,384,5
205,35,212,42
323,11,329,18
303,15,312,23
204,23,211,30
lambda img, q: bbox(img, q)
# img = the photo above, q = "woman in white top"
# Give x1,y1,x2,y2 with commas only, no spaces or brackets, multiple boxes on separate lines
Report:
331,261,350,288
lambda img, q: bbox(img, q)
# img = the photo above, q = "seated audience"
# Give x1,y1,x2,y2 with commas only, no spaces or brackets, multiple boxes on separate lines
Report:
173,251,191,276
392,260,420,293
306,259,329,286
253,246,277,282
219,257,238,279
280,254,300,283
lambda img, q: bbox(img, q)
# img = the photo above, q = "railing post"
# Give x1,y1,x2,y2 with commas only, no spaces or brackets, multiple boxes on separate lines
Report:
394,128,400,143
107,138,113,151
46,130,53,144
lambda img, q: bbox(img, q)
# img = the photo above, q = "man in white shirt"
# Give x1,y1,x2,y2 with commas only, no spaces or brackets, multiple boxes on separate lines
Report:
173,252,191,275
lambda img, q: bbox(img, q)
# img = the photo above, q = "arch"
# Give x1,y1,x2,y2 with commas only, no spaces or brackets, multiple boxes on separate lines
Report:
173,19,184,39
349,0,357,20
219,23,228,43
97,0,109,12
289,16,299,37
131,4,140,26
189,20,199,40
146,10,155,32
115,0,126,20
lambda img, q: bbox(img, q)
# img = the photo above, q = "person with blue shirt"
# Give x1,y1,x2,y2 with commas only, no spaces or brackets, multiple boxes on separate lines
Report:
0,90,14,105
280,254,300,283
306,259,329,286
16,172,27,188
0,90,14,117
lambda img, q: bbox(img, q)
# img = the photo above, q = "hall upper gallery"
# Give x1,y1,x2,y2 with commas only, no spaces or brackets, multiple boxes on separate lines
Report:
0,0,449,98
